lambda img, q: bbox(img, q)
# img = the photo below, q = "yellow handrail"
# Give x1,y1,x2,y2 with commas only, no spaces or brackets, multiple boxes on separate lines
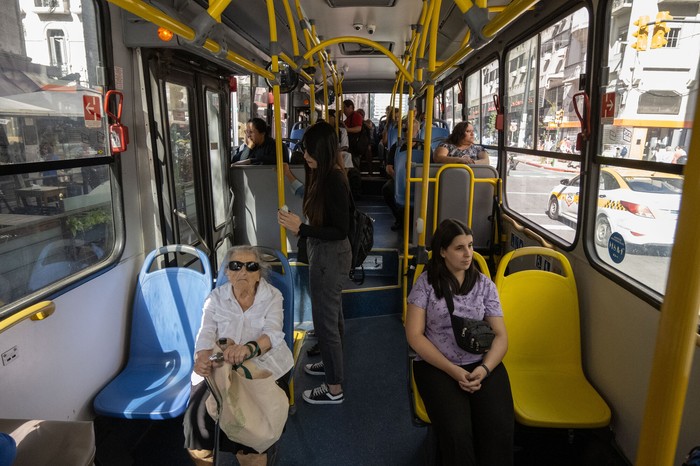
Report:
0,301,55,334
636,64,700,466
106,0,274,80
302,37,413,83
206,0,231,21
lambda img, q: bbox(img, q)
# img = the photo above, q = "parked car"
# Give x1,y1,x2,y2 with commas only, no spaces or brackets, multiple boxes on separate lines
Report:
547,167,682,249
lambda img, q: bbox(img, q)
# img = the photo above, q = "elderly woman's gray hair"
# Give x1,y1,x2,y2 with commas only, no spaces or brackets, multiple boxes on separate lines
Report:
225,245,270,278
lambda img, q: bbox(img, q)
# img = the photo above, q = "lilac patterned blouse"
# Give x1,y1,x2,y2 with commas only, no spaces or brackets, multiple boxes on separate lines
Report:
408,271,503,365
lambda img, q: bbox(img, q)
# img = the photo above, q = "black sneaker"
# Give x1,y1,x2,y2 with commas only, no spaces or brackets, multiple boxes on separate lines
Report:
306,329,316,338
306,343,320,357
303,383,344,405
304,361,324,376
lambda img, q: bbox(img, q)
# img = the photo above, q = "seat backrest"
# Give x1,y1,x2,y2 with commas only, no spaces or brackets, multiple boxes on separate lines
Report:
216,247,294,351
129,245,212,364
419,125,450,150
437,165,498,253
386,124,398,150
394,149,423,207
494,247,582,371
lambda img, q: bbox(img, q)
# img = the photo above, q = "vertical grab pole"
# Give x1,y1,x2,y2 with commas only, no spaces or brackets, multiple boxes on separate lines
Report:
417,0,441,251
265,0,287,256
401,0,433,318
636,91,700,465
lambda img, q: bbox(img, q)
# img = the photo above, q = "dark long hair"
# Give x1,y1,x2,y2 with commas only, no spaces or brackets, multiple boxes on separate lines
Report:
302,121,347,226
445,121,471,146
426,219,479,300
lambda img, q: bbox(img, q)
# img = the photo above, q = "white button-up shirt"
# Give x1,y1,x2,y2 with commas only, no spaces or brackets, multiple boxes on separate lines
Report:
194,278,285,353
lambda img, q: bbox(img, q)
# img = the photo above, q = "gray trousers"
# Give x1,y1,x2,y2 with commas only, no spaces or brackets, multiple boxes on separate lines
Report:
307,237,352,386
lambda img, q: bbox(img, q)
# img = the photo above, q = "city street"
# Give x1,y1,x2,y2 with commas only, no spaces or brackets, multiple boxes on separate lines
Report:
503,157,670,294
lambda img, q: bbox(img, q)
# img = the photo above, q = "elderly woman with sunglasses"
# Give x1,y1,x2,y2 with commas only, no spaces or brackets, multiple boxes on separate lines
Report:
184,245,293,466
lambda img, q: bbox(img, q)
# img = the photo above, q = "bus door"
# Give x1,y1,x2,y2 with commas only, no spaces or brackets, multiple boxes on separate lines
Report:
147,52,232,267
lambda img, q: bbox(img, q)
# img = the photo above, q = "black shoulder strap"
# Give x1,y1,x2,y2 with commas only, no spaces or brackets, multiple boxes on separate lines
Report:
444,289,455,316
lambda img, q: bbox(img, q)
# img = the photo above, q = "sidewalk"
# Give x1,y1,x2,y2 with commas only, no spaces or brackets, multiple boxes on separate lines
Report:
514,155,579,173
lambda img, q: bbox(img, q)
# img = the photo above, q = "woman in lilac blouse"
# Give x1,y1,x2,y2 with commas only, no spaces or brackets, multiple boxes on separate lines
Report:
405,219,513,465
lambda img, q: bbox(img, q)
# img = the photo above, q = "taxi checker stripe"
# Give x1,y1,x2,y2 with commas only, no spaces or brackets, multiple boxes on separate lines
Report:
602,200,625,210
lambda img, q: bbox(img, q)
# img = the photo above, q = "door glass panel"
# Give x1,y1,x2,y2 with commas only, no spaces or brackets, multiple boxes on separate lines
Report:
166,82,198,244
206,90,227,228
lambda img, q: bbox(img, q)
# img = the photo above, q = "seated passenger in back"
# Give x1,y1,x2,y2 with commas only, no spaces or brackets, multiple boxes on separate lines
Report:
383,118,420,231
233,118,277,165
433,121,489,165
184,246,294,466
405,219,513,465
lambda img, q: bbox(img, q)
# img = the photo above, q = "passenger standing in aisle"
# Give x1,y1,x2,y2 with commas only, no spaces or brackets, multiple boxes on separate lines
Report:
277,122,351,404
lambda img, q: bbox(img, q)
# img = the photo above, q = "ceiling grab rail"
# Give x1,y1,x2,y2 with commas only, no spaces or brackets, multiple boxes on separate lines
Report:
636,65,700,466
106,0,274,81
425,0,540,94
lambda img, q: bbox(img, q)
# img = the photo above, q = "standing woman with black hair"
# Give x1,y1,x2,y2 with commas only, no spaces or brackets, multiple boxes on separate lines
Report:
277,121,351,404
405,219,513,465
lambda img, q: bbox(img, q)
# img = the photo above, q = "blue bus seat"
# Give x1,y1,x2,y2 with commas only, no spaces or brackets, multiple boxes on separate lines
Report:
93,245,212,419
286,121,308,152
386,124,398,151
419,125,450,150
408,252,490,425
494,247,611,428
394,149,423,207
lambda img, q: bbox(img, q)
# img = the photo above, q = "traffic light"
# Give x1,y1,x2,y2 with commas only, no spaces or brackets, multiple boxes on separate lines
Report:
555,109,564,125
651,11,673,49
631,15,650,51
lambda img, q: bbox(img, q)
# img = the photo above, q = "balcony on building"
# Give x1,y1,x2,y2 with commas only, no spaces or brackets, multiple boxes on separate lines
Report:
32,0,70,15
611,0,632,16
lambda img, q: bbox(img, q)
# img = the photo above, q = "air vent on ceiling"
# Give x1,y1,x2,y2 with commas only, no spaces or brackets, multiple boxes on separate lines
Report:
326,0,396,7
338,42,394,56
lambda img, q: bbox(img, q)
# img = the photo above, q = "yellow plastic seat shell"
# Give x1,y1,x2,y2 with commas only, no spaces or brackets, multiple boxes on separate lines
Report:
494,247,611,428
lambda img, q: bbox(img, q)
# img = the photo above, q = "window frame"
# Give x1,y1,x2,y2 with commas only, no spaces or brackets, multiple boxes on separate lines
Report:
0,0,123,320
499,5,592,252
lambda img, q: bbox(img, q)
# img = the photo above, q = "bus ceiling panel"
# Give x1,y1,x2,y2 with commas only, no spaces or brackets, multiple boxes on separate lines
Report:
120,9,270,74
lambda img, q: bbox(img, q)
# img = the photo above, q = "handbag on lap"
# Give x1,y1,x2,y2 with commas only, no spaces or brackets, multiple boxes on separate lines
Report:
205,345,289,453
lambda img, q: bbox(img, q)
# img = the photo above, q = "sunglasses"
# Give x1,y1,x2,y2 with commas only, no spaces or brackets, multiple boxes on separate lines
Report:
228,261,260,272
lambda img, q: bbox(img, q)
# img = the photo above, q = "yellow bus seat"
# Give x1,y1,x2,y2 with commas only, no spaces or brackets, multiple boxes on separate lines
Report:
408,251,490,425
494,247,611,428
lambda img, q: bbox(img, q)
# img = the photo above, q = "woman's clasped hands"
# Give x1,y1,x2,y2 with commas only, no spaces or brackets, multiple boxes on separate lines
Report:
451,365,485,393
193,342,256,377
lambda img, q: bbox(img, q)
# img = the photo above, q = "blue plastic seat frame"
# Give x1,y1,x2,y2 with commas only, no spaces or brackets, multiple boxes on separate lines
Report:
216,247,294,352
93,245,212,420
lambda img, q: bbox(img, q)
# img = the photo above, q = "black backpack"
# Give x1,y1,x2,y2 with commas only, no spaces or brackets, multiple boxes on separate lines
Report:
348,194,374,284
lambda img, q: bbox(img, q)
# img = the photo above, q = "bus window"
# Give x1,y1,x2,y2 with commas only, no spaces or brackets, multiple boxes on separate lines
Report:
593,0,699,294
465,59,499,148
0,0,115,312
503,8,589,246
